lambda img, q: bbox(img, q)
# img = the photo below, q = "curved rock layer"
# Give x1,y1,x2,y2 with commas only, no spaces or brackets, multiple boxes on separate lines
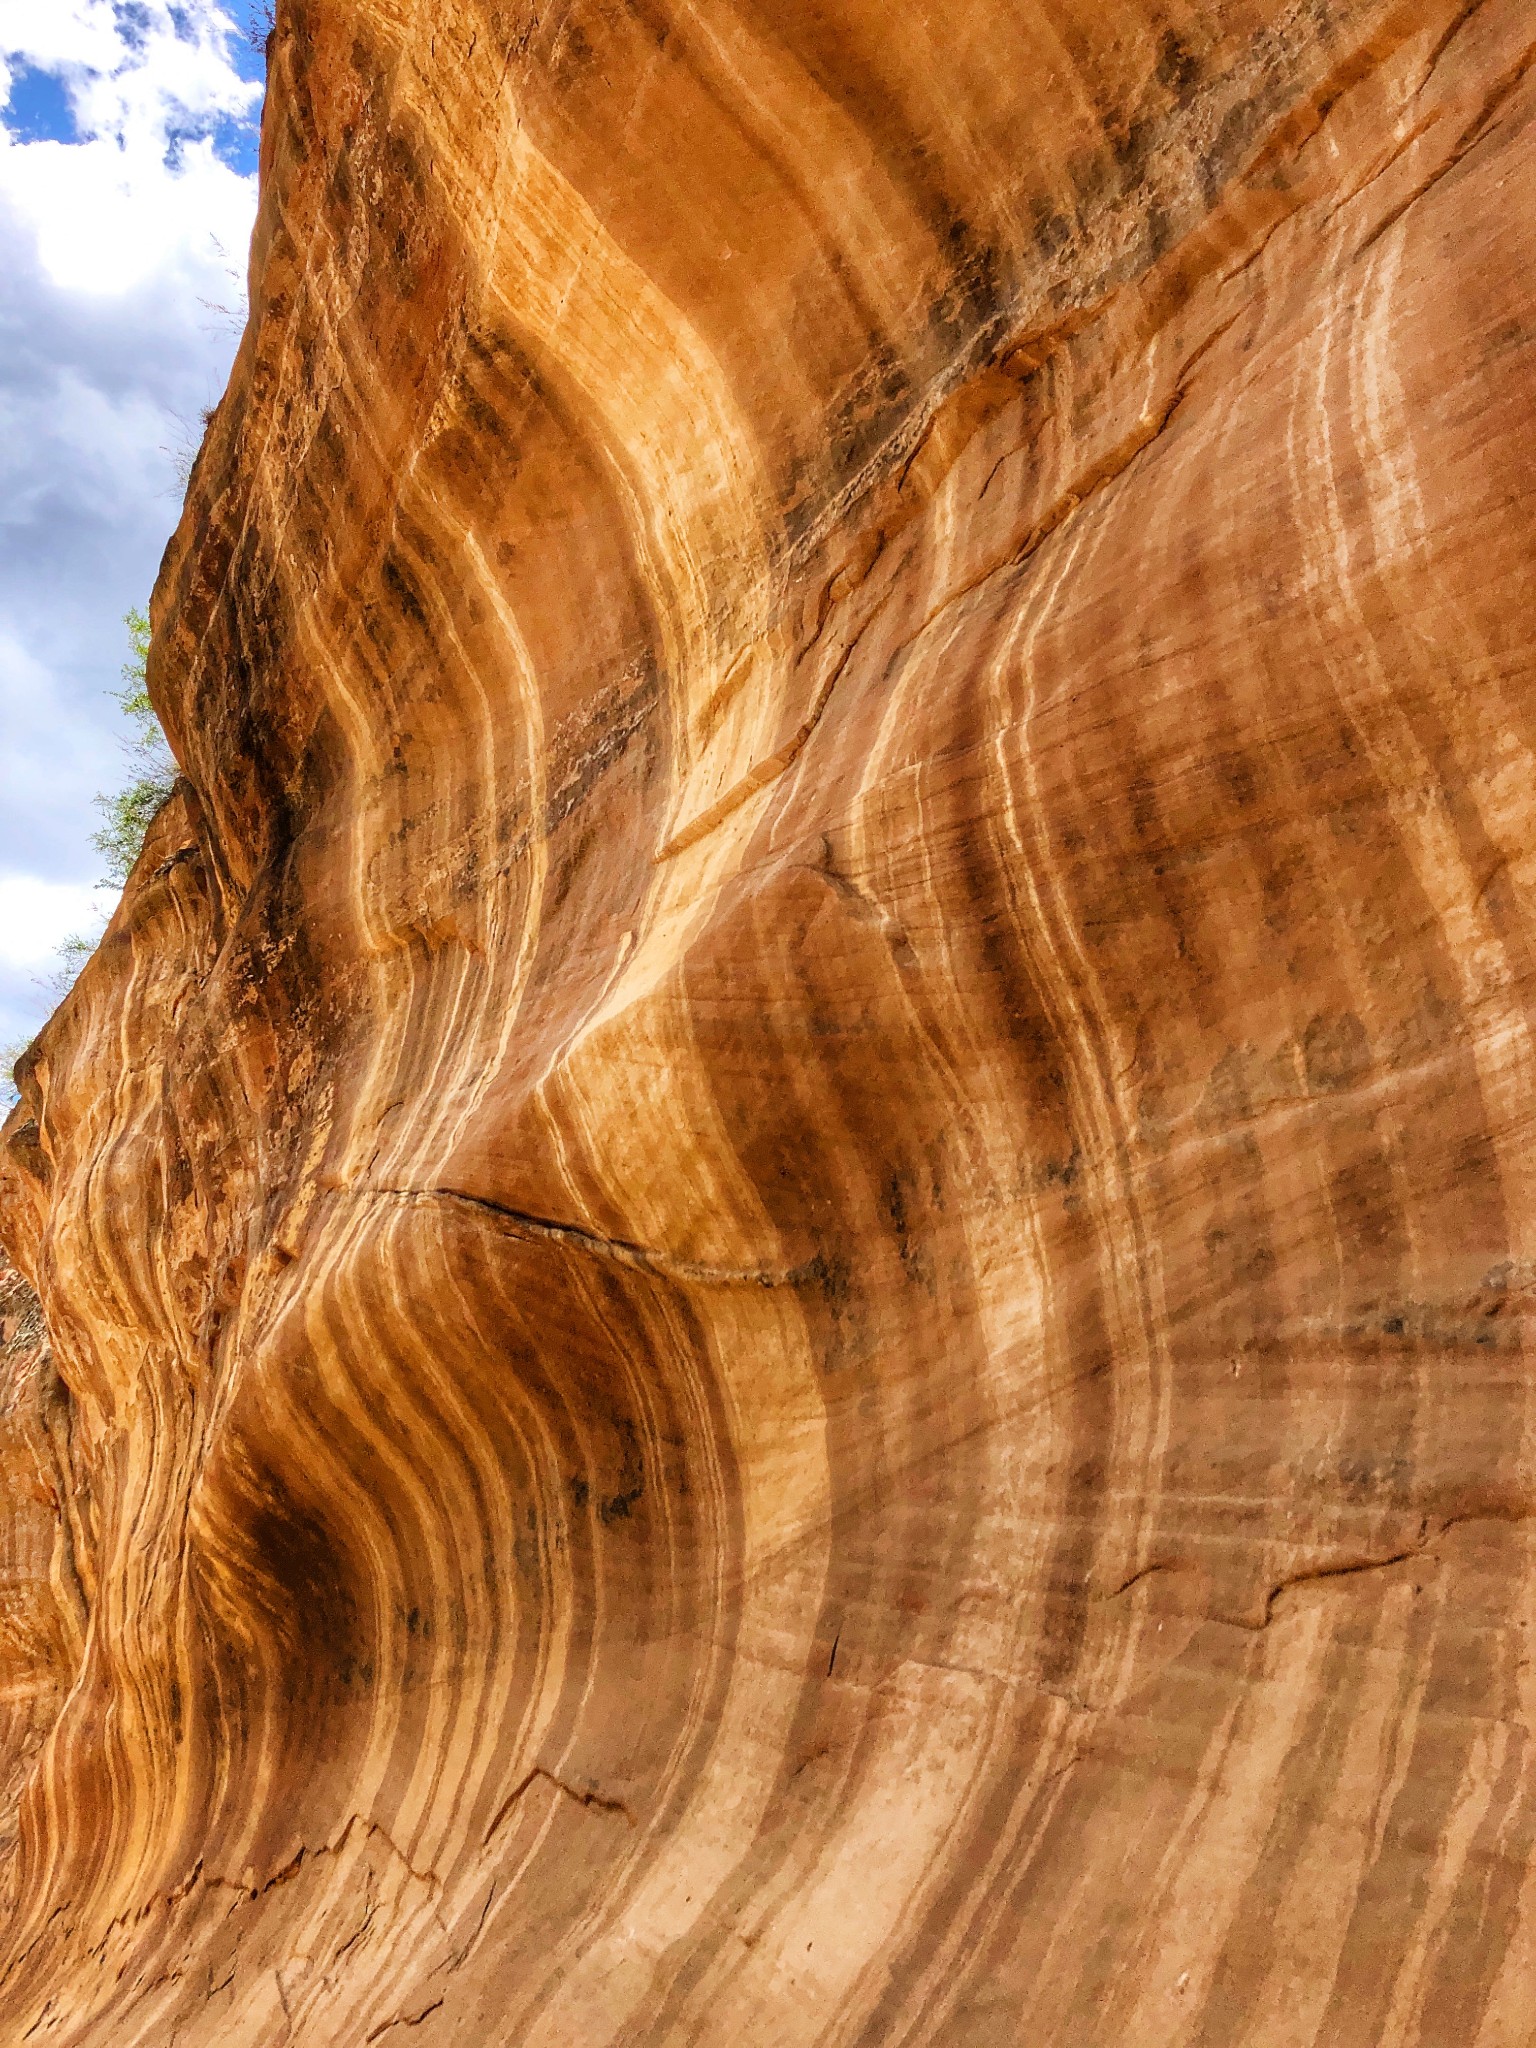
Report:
3,2,1536,2040
0,1255,83,1886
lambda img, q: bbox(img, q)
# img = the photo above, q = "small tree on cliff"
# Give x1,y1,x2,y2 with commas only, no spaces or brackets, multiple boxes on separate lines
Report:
1,617,168,1102
92,607,178,887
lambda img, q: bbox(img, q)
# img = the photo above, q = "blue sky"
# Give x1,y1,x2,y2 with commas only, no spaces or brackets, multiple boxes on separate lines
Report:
0,1,266,1088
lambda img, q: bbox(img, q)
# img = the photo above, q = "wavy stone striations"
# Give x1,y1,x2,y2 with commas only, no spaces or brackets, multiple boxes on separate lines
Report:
3,1,1536,2040
0,1254,84,1891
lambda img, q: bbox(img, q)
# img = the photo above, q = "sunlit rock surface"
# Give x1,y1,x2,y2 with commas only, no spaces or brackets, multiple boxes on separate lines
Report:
4,2,1536,2040
0,1254,84,1891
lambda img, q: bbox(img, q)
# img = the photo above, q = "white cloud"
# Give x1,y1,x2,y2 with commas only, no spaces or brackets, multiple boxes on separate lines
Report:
0,622,122,856
0,129,255,295
0,1,260,1064
0,1,127,75
0,367,170,525
0,874,107,970
0,2,259,295
0,0,254,108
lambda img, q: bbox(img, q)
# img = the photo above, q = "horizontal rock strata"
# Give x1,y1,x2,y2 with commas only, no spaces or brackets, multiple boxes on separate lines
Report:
4,1,1536,2040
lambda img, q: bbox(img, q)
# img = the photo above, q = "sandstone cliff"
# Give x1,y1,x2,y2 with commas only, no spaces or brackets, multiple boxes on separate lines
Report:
3,2,1536,2041
0,1254,85,1889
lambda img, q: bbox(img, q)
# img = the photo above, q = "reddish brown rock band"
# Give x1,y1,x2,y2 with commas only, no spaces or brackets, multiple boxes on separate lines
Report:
3,2,1535,2040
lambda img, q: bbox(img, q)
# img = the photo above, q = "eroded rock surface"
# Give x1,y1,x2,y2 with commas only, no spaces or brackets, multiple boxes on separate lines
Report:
0,1254,85,1890
3,2,1536,2040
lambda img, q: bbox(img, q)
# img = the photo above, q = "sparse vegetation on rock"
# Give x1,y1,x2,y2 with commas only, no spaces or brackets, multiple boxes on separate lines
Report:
91,607,178,889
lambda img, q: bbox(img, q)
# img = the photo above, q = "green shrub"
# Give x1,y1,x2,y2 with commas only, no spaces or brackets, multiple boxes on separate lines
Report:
0,613,179,1097
92,607,178,887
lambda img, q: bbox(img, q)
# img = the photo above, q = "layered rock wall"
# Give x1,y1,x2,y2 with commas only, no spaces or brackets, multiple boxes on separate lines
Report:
0,1254,84,1886
3,2,1536,2041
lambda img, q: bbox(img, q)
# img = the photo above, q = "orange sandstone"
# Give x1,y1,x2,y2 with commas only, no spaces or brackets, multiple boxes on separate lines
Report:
4,2,1536,2041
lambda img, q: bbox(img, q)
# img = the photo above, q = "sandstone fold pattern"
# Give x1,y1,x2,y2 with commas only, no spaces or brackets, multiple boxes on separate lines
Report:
3,2,1536,2041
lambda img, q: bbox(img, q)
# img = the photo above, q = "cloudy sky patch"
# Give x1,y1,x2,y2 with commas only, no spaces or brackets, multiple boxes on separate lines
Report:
0,1,264,1082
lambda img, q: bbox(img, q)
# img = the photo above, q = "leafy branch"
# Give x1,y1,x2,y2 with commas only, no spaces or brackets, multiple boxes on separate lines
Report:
92,607,178,888
3,612,179,1105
